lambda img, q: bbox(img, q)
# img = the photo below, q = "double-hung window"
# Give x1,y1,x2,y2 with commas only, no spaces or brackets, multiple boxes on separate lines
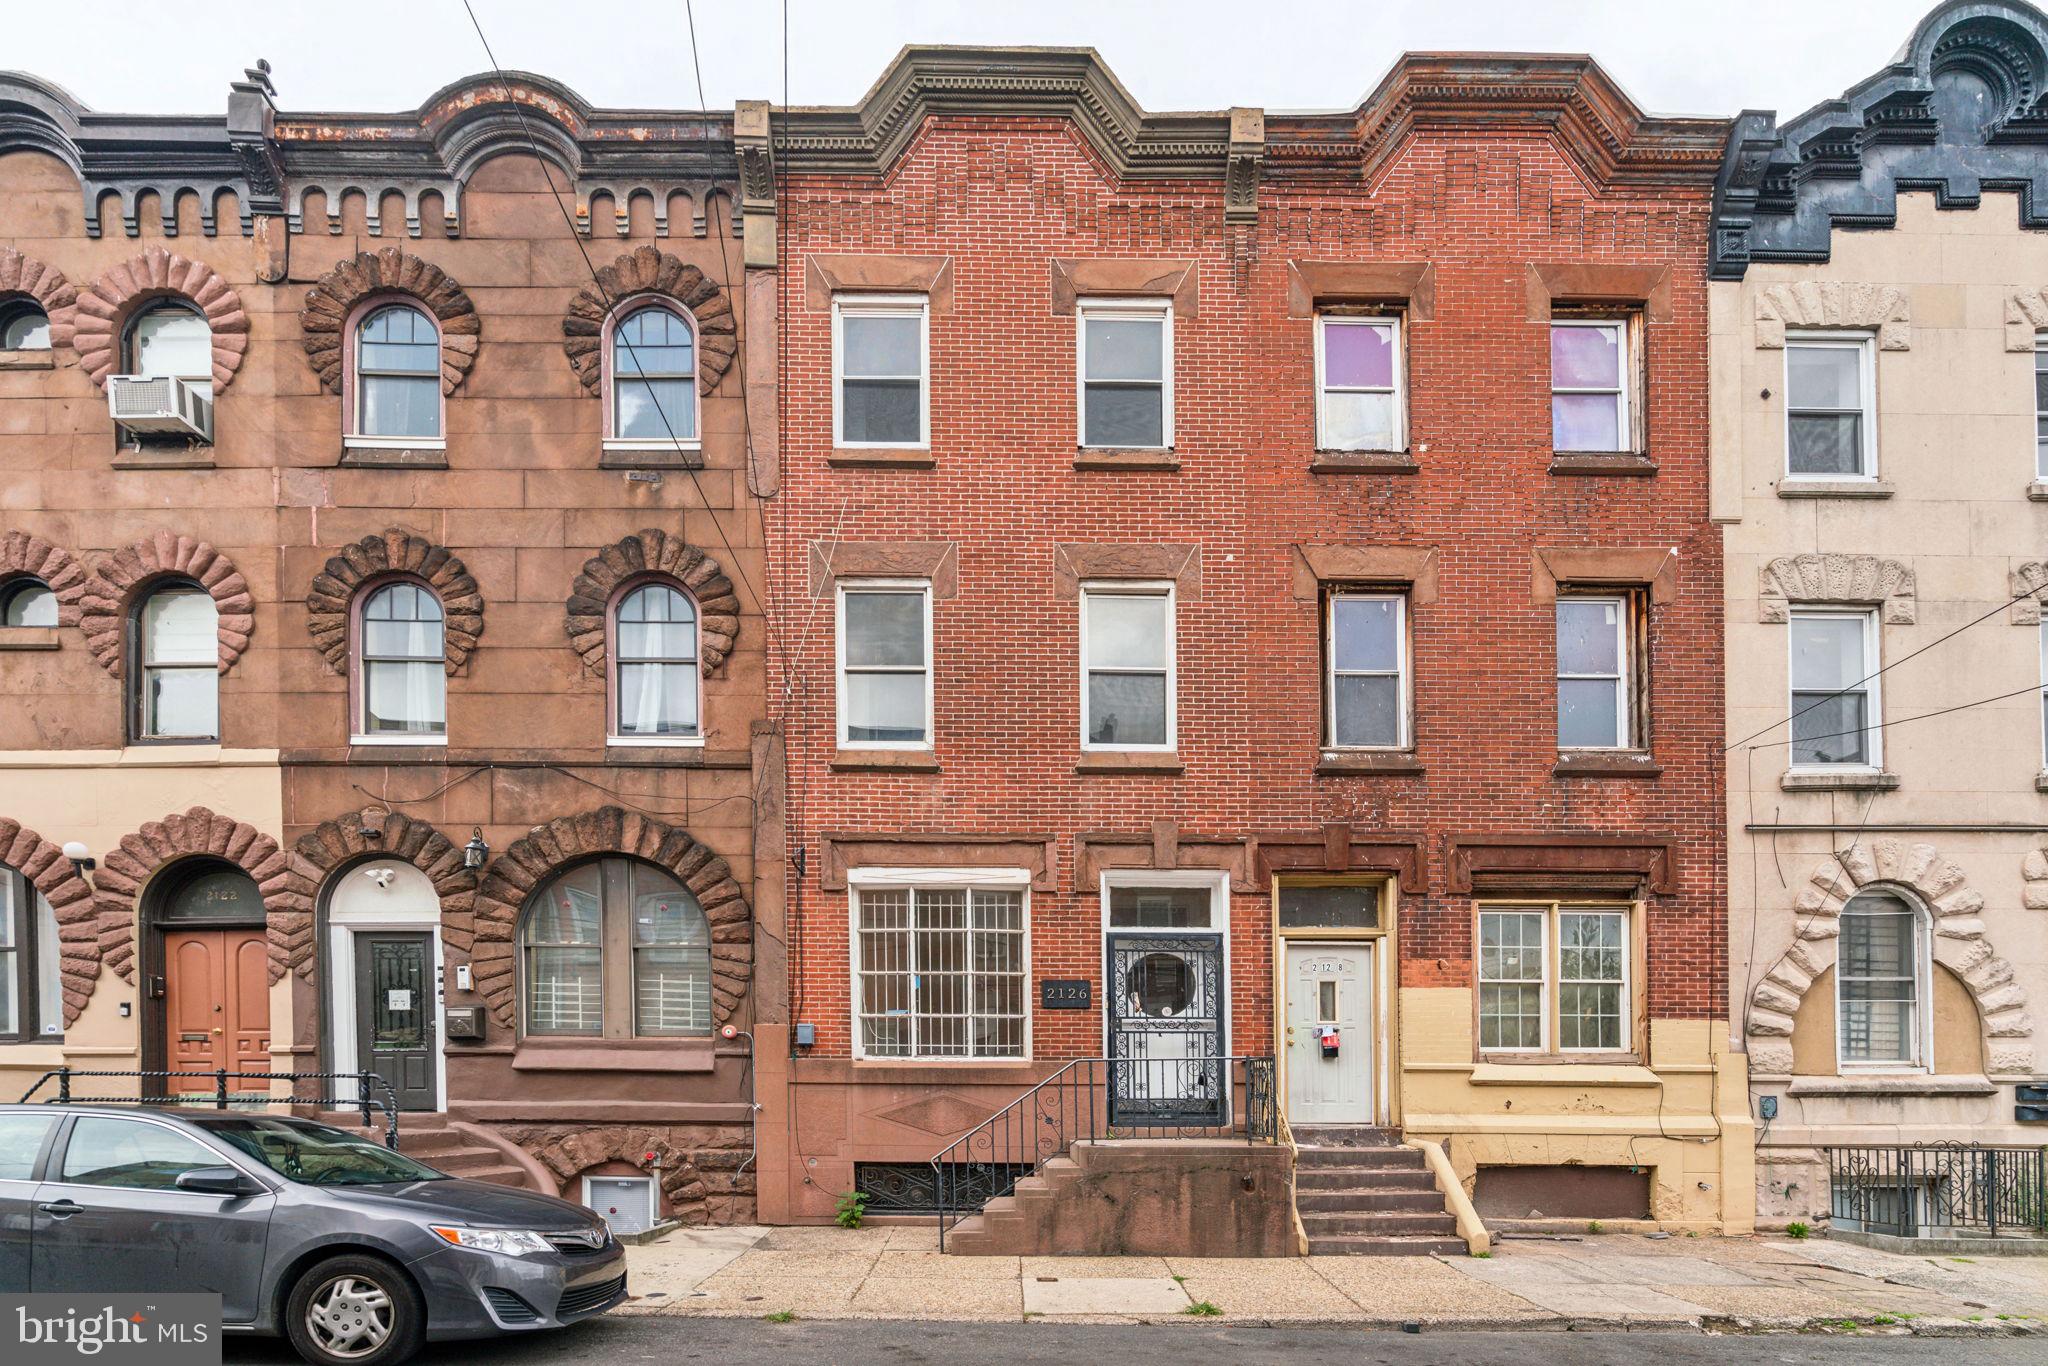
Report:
833,296,927,447
1078,300,1172,449
2035,339,2048,481
2040,621,2048,770
357,582,446,742
837,582,931,748
1478,903,1630,1055
1556,595,1632,749
1785,334,1876,478
1316,315,1403,451
1837,891,1926,1069
136,585,217,741
854,881,1027,1059
0,863,63,1042
1550,319,1630,452
1327,591,1408,749
353,304,441,441
1081,584,1173,751
1788,608,1879,768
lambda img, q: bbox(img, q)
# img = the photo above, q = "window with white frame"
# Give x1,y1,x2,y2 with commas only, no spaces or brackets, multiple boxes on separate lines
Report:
837,582,930,747
1316,315,1402,451
854,882,1027,1059
2040,620,2048,769
1078,300,1171,449
1785,334,1875,478
0,863,63,1042
358,581,446,740
135,584,217,741
610,303,697,442
613,582,699,741
1477,903,1630,1055
1556,595,1632,749
1550,319,1630,452
2035,339,2048,480
1837,890,1926,1069
833,296,927,447
1327,591,1407,748
1789,608,1879,768
353,303,441,440
1081,585,1173,750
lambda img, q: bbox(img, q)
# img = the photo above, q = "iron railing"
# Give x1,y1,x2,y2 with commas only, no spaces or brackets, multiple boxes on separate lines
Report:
1826,1143,2048,1238
18,1068,402,1150
931,1055,1277,1248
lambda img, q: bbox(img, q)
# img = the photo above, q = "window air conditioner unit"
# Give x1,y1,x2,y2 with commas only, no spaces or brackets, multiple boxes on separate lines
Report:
107,374,212,441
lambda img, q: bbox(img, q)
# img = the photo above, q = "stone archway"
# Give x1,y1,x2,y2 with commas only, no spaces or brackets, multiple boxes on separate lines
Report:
509,1125,712,1224
71,247,249,391
90,807,305,986
0,247,78,350
1747,839,2034,1077
0,817,100,1025
302,531,484,675
563,529,740,675
462,807,751,1030
76,531,255,677
559,244,736,396
298,247,480,395
289,807,475,913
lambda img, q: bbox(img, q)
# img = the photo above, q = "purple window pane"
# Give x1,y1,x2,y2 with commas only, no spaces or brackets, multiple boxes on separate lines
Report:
1551,325,1620,389
1323,323,1393,389
1553,393,1620,451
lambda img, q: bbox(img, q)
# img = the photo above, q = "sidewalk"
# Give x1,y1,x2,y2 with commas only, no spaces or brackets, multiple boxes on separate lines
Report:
617,1227,2048,1335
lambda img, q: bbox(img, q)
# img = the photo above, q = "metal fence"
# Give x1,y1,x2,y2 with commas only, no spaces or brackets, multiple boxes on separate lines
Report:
930,1055,1277,1248
18,1068,402,1149
1826,1143,2048,1238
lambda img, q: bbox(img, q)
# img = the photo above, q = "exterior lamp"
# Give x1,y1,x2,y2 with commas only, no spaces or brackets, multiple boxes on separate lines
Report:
61,840,95,875
463,827,489,871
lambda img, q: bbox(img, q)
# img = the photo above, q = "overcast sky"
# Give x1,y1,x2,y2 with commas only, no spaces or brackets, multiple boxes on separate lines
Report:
8,0,1948,121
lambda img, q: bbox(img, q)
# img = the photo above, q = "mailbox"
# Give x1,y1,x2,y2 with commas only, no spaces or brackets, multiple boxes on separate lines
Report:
443,1006,484,1041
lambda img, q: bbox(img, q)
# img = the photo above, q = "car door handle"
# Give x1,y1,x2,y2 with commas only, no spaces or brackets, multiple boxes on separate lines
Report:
38,1201,84,1218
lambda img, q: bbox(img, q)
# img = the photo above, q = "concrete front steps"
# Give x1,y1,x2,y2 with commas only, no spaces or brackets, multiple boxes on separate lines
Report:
313,1110,547,1192
1292,1126,1467,1256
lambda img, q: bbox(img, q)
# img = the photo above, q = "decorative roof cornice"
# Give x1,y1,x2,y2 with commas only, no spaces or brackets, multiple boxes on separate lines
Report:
0,64,737,241
771,46,1238,182
1712,1,2048,280
1264,54,1727,191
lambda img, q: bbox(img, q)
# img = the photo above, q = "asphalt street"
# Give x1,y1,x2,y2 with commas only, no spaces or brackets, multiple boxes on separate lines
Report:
221,1317,2041,1365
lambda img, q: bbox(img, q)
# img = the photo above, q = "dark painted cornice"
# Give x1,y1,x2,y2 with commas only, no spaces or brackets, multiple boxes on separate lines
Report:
1266,54,1727,191
0,65,737,241
1711,0,2048,280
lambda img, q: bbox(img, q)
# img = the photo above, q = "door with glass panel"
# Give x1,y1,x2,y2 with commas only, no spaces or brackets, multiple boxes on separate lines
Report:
355,932,436,1110
1284,943,1371,1125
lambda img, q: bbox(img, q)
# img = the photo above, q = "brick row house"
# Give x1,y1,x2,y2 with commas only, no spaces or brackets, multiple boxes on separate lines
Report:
0,66,778,1229
750,47,1752,1240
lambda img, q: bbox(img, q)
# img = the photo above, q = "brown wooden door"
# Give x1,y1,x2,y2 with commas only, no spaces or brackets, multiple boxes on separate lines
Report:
163,927,270,1093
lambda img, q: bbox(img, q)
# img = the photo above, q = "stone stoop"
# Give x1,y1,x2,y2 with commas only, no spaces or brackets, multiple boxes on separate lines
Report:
1291,1126,1467,1256
941,1155,1082,1254
314,1110,544,1191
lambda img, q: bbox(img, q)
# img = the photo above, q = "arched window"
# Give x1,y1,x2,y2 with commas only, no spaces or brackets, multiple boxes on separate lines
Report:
1,578,56,627
0,301,50,350
521,856,710,1039
612,582,699,741
125,302,212,394
134,583,217,741
357,582,445,741
353,304,441,440
1,862,62,1041
608,304,696,441
1837,890,1929,1070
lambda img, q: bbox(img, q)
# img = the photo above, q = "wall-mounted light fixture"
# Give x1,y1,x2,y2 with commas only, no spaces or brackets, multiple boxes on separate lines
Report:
463,827,489,871
61,840,95,876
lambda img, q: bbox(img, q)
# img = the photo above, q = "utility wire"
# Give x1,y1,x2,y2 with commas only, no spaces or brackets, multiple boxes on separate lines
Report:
1740,683,2041,752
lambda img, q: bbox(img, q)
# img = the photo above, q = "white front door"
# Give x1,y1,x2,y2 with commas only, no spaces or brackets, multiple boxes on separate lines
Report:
1284,942,1372,1125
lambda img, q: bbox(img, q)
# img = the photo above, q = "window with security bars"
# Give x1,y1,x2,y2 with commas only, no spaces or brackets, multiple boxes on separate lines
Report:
521,857,711,1039
1838,891,1922,1068
1478,904,1631,1056
855,886,1026,1059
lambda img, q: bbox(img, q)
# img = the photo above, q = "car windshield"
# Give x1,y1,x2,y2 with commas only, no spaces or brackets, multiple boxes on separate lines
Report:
200,1117,449,1186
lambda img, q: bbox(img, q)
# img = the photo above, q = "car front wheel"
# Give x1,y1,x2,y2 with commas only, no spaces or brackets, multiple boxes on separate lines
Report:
284,1254,425,1366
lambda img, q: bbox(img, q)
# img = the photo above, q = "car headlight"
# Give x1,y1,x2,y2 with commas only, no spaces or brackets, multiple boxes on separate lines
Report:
429,1225,553,1256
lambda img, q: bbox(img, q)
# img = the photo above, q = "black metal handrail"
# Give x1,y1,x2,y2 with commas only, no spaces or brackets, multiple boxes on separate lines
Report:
1826,1142,2048,1238
18,1068,402,1150
930,1054,1277,1249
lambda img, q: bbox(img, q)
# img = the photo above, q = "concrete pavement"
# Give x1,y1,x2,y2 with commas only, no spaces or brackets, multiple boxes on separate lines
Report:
617,1226,2048,1336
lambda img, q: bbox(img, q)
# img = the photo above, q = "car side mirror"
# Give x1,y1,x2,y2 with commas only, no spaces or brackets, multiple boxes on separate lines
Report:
175,1166,258,1196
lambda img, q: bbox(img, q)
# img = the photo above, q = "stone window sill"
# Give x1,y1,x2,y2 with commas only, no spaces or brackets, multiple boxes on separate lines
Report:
828,447,934,469
2028,480,2048,503
511,1037,714,1074
340,444,448,470
1549,452,1656,476
1777,479,1894,499
1784,1074,1996,1098
0,348,54,371
1781,769,1900,792
1554,750,1663,779
598,444,704,471
1075,750,1184,775
1468,1062,1657,1087
1315,751,1424,777
1310,451,1418,475
112,446,213,471
1074,448,1179,472
832,748,939,773
0,626,59,651
2036,770,2048,792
